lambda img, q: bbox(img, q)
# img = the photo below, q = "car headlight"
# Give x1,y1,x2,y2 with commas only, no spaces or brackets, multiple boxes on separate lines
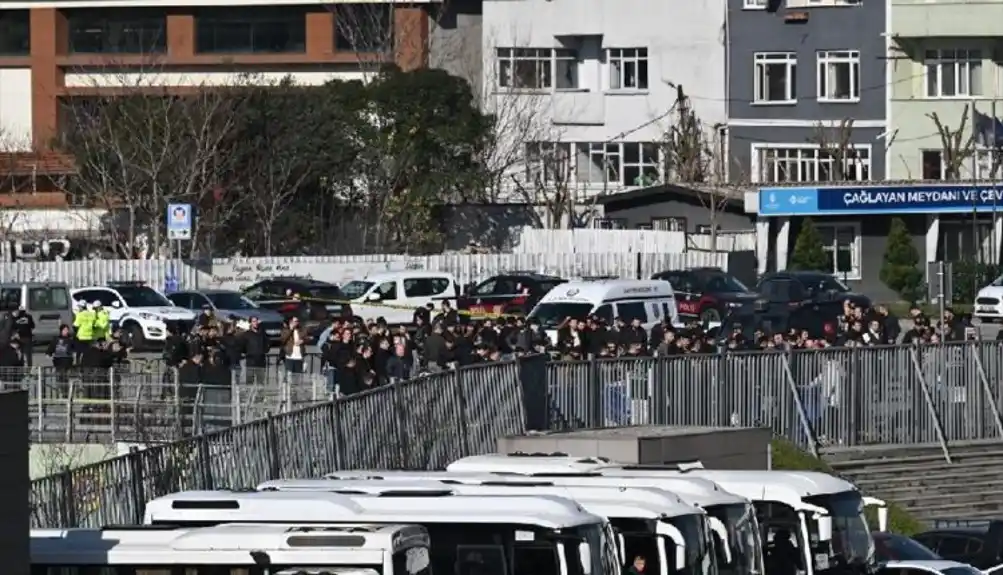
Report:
727,301,743,308
137,312,159,321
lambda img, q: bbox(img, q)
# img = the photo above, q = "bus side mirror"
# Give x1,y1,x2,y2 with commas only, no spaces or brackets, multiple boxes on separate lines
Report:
817,516,833,542
578,543,592,575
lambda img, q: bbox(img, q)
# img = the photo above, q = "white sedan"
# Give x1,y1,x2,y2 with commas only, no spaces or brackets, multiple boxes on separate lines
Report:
974,276,1003,321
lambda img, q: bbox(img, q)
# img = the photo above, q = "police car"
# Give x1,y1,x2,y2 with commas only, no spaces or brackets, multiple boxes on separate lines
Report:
71,281,197,348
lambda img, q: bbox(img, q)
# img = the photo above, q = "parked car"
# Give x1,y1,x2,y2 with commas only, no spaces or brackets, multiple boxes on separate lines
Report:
874,532,941,563
339,271,459,325
241,277,352,341
457,273,567,320
167,289,286,341
651,267,757,323
914,519,1003,570
974,275,1003,322
878,559,982,575
755,270,870,321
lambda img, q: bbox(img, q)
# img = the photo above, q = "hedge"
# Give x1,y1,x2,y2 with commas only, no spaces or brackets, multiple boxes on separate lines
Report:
770,439,924,535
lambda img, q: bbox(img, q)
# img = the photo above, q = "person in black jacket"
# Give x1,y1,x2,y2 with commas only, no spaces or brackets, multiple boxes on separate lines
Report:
11,307,34,365
386,343,411,382
240,317,270,383
48,325,75,389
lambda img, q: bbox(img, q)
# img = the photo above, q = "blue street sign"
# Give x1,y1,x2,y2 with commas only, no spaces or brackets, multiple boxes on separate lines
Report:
167,203,192,240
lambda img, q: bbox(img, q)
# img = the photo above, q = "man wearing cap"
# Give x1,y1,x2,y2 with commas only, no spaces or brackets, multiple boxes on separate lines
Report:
93,301,111,341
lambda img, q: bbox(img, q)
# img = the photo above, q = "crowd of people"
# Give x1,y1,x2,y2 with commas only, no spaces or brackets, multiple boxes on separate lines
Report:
0,294,984,396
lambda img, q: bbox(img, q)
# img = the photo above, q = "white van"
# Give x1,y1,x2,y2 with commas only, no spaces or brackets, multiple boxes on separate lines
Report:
338,271,459,325
527,280,678,341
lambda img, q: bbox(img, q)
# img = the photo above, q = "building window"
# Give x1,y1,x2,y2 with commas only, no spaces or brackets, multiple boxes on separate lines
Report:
575,142,618,184
607,48,648,91
334,4,393,52
744,0,768,9
652,217,687,232
816,222,861,280
754,144,871,183
754,53,797,104
497,48,577,91
196,8,305,53
67,9,166,53
817,50,860,102
0,11,29,55
921,148,997,180
925,49,982,98
939,219,995,263
526,142,572,183
622,142,660,186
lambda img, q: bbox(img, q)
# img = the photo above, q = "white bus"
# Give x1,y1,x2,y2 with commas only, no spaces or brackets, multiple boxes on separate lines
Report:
143,490,618,575
446,454,886,575
258,479,715,575
31,522,431,575
322,469,761,575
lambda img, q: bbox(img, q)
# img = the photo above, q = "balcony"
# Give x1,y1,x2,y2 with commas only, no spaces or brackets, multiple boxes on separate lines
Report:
893,0,1003,37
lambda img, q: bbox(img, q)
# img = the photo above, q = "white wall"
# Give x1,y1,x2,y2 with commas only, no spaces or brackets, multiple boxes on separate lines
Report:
65,68,369,88
0,68,32,151
482,0,725,142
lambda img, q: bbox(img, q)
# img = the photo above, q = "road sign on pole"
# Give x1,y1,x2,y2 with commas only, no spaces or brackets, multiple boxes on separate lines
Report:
167,203,192,241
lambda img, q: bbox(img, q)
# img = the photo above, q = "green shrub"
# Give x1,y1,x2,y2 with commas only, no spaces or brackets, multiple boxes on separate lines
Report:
789,218,830,272
951,259,1000,304
880,217,924,302
770,439,924,535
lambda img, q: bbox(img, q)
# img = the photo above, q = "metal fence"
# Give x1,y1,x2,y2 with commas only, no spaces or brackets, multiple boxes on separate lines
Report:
30,358,533,528
33,341,1003,528
546,341,1003,462
9,363,331,443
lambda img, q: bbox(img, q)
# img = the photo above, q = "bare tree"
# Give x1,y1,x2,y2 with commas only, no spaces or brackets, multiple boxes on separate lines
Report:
928,105,977,181
57,64,248,257
810,118,857,182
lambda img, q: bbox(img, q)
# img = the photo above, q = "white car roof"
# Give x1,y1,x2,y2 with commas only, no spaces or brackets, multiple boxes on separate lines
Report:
536,280,673,306
445,454,616,474
319,471,747,508
361,271,455,282
257,479,704,518
882,560,975,572
32,523,424,567
144,490,602,529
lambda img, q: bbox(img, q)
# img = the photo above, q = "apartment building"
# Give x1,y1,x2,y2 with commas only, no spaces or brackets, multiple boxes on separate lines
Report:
0,0,436,152
728,0,886,186
883,0,1003,266
482,0,727,201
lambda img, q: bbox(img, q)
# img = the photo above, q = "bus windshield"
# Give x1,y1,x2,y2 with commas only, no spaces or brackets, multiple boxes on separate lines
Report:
706,503,763,575
803,492,873,571
668,515,715,575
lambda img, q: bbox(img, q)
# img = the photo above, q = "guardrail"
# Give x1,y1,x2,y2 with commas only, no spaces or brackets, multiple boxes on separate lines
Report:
5,363,331,443
30,358,533,527
32,341,1003,527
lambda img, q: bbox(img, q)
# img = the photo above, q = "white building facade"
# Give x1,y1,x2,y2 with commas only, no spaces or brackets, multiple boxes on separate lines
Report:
482,0,728,201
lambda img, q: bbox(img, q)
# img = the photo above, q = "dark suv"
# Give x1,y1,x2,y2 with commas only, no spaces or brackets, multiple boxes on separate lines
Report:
651,267,757,323
241,277,352,339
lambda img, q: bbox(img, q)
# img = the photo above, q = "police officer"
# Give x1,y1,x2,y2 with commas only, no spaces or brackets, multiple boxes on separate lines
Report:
93,301,111,341
74,301,97,359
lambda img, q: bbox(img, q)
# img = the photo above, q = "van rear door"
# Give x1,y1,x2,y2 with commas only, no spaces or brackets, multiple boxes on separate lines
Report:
26,284,72,341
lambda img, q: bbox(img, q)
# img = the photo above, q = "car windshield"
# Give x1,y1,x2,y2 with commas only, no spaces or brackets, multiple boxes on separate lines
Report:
116,286,172,308
206,292,257,310
991,274,1003,287
873,534,939,562
341,281,374,300
803,491,873,568
668,514,715,575
527,302,595,328
705,274,750,293
709,503,762,575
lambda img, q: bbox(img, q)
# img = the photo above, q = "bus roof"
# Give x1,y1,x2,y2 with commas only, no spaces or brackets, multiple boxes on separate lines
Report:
536,280,673,306
32,523,426,567
444,454,857,504
143,490,602,529
319,471,747,509
257,479,705,518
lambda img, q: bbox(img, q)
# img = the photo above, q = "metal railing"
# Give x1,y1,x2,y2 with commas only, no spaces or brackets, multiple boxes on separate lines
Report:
30,358,532,528
8,363,332,443
31,341,1003,527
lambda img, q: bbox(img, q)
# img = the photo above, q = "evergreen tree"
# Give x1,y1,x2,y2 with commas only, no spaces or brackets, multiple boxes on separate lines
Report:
880,217,924,301
789,218,831,271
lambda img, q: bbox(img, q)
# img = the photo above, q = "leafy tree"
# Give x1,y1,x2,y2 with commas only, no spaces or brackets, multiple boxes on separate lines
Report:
789,218,830,272
879,217,924,301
